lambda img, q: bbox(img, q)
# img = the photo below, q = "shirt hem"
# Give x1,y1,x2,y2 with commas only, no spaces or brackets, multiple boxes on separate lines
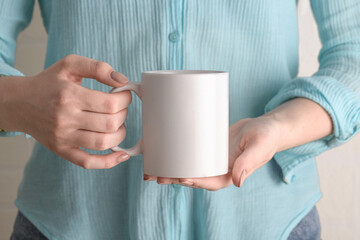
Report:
15,191,323,240
279,191,323,240
15,199,60,240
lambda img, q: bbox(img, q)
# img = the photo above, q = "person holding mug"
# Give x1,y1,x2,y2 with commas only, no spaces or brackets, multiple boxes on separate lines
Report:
1,0,359,239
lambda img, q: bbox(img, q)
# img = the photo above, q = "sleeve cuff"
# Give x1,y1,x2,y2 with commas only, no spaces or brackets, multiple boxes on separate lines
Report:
0,131,23,137
0,62,25,77
265,76,360,183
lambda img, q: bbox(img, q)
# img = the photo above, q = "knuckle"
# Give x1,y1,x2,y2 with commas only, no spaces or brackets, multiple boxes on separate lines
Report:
80,160,91,170
95,136,109,151
252,134,266,144
54,92,68,107
94,61,111,76
103,159,115,169
62,54,77,68
122,91,132,105
53,84,72,107
118,108,128,122
105,117,120,132
119,125,127,140
103,98,118,113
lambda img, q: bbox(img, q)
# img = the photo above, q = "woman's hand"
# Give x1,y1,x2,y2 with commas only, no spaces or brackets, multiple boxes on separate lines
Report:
0,54,132,169
145,98,333,191
145,116,282,191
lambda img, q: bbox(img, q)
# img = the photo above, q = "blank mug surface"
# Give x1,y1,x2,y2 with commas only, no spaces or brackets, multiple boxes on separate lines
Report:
111,70,229,178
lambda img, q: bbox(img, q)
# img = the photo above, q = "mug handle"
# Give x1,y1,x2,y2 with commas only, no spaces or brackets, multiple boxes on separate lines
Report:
109,82,143,156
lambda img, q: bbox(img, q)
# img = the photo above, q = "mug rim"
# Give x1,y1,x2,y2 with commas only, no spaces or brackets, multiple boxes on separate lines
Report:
142,70,227,75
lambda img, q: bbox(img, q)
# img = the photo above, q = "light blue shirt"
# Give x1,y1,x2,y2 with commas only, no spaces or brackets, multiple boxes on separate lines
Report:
1,0,360,239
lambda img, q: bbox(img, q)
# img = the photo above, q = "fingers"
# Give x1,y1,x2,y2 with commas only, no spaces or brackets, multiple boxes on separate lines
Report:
157,177,179,185
78,108,128,133
79,87,132,113
60,146,130,169
231,140,272,188
55,55,133,115
151,174,232,191
69,125,127,151
142,176,178,184
58,54,129,87
143,174,157,181
178,173,232,191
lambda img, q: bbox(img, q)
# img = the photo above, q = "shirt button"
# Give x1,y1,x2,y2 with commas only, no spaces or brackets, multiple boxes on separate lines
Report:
168,31,180,42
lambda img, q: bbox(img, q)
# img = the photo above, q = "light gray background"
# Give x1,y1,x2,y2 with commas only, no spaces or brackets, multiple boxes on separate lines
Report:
1,1,359,239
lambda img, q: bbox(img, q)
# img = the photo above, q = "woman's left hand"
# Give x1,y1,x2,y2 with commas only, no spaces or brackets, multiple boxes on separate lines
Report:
144,98,333,191
144,115,282,191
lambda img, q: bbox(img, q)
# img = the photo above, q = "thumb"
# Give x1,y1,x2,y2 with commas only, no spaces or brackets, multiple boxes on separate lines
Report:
231,141,272,188
57,54,129,87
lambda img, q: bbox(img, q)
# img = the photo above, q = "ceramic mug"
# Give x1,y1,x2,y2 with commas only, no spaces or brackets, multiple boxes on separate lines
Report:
110,70,229,178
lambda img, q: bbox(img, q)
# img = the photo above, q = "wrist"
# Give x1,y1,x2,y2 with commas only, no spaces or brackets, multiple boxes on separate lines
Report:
0,76,31,132
262,98,333,153
258,113,289,153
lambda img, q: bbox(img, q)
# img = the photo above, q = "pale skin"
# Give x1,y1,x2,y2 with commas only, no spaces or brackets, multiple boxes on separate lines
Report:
0,54,132,169
0,54,333,190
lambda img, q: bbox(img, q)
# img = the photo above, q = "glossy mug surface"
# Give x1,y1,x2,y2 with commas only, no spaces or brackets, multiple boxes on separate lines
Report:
110,70,229,178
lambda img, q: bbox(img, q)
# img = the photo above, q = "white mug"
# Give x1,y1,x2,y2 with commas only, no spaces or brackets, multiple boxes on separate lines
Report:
110,70,229,178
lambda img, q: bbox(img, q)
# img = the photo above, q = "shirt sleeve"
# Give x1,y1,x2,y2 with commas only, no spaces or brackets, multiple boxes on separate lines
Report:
0,0,35,138
264,0,360,183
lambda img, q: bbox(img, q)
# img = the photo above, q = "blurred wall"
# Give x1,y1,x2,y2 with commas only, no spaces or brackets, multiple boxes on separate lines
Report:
1,1,359,239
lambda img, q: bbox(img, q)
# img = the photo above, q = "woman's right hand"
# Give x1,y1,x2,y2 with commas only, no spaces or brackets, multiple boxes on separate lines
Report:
0,54,132,169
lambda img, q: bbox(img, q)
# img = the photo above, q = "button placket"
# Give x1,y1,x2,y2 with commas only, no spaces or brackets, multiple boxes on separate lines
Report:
168,30,180,42
166,0,184,70
166,2,186,239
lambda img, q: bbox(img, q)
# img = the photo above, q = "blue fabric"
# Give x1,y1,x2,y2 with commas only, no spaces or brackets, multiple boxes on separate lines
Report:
10,208,321,240
1,0,359,239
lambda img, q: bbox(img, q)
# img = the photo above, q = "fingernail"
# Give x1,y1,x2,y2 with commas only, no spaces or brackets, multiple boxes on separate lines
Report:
111,71,129,84
117,153,130,162
238,169,247,187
